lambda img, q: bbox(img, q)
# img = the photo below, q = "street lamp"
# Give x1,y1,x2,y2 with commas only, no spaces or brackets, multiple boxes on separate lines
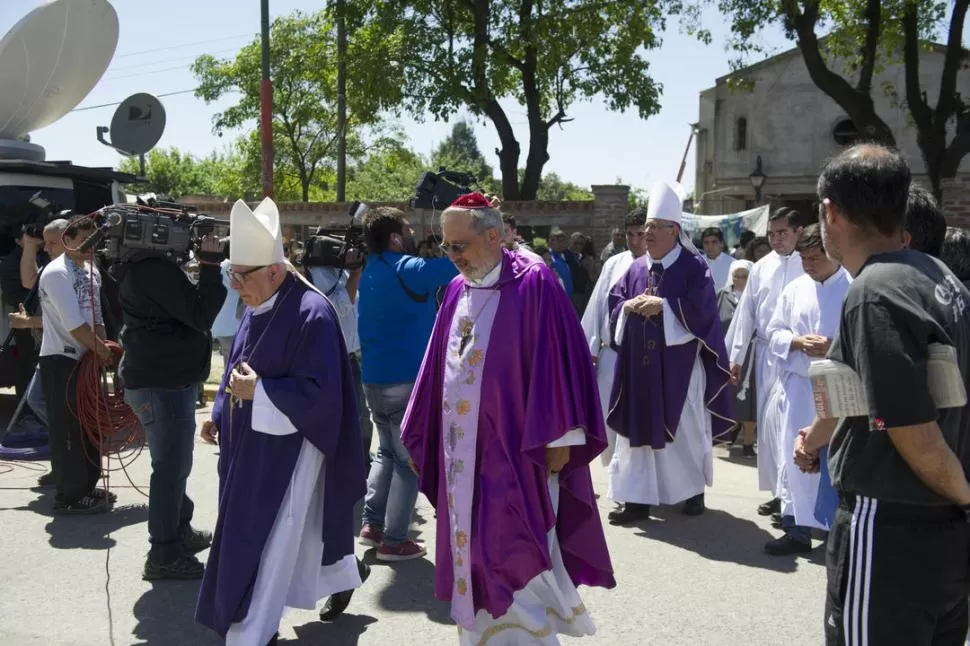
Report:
749,155,766,205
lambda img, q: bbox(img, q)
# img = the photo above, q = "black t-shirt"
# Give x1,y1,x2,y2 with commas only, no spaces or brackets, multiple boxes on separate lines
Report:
828,249,970,505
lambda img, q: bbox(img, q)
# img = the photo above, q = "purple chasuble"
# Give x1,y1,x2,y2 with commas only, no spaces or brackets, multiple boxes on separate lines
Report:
402,249,616,621
195,274,366,638
606,247,734,450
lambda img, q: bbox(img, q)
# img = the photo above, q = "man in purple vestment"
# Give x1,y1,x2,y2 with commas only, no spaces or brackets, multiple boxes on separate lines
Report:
402,192,615,644
195,199,366,646
606,181,734,526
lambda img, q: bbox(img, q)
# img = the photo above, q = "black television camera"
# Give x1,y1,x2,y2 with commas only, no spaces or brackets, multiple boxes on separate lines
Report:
78,194,229,265
411,168,477,210
302,201,368,270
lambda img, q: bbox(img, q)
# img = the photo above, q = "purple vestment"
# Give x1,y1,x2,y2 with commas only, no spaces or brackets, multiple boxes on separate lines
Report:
196,274,366,638
607,247,734,450
402,249,616,621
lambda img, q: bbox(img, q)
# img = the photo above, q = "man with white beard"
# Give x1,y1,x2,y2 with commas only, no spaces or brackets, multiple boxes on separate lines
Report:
724,207,804,516
762,223,850,555
580,208,647,467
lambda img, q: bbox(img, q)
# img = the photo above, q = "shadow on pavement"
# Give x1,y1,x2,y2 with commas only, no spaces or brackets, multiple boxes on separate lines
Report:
633,507,801,573
131,580,220,646
365,549,452,625
716,449,758,468
26,493,148,550
288,614,378,645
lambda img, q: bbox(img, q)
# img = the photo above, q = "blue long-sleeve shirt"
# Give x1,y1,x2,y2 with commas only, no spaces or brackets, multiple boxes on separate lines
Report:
357,252,458,384
551,251,573,295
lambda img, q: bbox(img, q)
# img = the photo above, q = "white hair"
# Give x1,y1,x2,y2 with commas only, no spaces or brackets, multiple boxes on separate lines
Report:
440,206,503,234
44,218,69,234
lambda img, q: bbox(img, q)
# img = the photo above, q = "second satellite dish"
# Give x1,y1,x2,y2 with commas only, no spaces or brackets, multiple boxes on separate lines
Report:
107,93,167,156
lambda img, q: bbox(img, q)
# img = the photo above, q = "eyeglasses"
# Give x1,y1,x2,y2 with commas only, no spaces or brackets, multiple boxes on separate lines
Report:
643,222,675,232
229,266,267,284
439,241,469,255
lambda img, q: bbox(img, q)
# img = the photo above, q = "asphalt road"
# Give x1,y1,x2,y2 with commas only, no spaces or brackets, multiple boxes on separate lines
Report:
0,401,827,646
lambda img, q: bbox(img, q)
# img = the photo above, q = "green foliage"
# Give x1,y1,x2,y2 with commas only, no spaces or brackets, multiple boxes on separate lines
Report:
344,0,669,199
192,10,405,201
526,171,593,201
431,120,496,191
347,139,430,201
117,147,257,200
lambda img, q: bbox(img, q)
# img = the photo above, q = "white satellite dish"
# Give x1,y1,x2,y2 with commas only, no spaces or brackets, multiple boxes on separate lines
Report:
106,93,166,156
0,0,119,142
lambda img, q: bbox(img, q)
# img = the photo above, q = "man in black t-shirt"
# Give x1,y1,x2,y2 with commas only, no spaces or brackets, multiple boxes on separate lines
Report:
795,143,970,646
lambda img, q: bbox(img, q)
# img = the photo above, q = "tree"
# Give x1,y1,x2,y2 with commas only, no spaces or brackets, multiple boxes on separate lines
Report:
344,0,667,200
117,148,221,198
527,171,593,200
431,120,495,189
709,0,966,199
192,11,405,201
348,139,430,201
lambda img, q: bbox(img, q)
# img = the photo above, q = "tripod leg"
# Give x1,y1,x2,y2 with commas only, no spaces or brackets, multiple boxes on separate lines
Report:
2,388,31,441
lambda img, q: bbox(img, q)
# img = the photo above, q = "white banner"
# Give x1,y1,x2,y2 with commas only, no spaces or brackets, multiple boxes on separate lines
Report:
680,205,771,248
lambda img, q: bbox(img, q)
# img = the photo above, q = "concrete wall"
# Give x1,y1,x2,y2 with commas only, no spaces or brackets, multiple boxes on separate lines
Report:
694,46,970,218
181,185,631,252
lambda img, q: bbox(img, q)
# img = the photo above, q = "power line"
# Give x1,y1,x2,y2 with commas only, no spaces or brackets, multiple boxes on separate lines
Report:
103,63,200,81
105,47,241,74
112,33,253,59
69,89,200,113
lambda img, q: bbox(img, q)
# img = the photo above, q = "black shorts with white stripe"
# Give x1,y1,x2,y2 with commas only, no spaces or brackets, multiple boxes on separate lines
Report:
825,494,970,646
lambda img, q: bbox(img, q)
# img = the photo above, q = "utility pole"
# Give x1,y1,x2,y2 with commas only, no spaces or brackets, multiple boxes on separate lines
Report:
335,0,347,202
260,0,274,198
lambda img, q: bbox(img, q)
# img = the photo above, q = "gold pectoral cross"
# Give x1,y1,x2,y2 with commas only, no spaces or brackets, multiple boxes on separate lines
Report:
458,317,474,356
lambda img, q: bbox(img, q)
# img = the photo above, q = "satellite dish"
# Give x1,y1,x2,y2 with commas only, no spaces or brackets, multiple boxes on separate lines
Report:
107,93,166,156
0,0,119,141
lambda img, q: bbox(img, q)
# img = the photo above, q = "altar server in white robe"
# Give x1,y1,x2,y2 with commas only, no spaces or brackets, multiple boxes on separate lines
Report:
700,226,736,290
724,207,804,516
762,224,850,555
580,207,648,466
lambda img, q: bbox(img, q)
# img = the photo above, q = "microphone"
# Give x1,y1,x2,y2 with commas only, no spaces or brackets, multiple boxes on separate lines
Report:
77,228,107,253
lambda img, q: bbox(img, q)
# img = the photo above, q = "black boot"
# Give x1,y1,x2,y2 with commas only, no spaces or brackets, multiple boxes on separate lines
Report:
764,533,812,556
319,558,371,621
682,493,705,516
757,497,780,516
607,502,651,526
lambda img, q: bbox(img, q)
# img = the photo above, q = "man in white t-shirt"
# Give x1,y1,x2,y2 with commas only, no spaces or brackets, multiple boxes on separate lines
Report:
38,218,113,514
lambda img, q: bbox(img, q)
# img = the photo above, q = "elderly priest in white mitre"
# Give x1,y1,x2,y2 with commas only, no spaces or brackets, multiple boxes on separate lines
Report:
605,181,734,525
196,198,367,646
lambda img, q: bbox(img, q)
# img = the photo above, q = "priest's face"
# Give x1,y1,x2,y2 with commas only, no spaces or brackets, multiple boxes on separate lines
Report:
768,216,801,256
800,245,839,282
625,224,647,258
231,263,285,307
441,212,503,281
644,218,678,259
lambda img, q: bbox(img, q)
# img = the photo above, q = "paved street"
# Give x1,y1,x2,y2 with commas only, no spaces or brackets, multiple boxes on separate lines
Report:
0,397,827,646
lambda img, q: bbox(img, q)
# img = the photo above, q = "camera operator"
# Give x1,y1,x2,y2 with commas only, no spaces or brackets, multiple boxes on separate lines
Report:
37,218,113,514
118,235,227,581
357,207,457,561
307,247,372,468
1,224,45,399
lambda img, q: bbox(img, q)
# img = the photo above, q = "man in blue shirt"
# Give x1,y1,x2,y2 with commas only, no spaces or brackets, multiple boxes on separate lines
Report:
357,207,457,562
548,228,574,295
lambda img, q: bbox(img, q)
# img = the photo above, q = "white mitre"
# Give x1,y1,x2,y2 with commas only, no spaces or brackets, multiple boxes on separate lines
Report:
230,198,285,266
646,180,683,225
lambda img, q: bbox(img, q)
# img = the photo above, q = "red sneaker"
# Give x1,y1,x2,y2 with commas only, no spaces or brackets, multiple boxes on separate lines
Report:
358,523,384,547
376,539,427,562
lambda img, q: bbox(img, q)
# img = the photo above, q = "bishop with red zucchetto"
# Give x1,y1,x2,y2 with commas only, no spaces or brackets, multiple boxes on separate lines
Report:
402,192,615,645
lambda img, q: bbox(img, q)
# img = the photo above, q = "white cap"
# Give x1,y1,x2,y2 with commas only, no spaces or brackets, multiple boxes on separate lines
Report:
229,197,285,266
646,180,683,225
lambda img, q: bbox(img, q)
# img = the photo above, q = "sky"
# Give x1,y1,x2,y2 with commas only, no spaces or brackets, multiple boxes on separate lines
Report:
0,0,792,195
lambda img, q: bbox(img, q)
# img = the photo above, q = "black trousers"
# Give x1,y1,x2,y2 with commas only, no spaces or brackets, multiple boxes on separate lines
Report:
825,494,969,645
40,354,101,503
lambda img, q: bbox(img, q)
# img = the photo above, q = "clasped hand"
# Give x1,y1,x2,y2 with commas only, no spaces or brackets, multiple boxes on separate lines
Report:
794,334,831,358
623,293,664,318
229,362,259,400
793,429,820,473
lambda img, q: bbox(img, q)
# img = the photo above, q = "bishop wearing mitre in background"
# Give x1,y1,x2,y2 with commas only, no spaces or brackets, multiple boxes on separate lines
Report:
195,198,367,646
606,181,734,526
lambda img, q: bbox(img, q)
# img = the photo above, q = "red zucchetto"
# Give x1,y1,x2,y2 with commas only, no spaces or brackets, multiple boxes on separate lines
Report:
450,192,492,209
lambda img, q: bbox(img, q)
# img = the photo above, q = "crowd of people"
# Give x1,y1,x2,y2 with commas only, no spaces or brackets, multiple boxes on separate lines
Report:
6,141,970,646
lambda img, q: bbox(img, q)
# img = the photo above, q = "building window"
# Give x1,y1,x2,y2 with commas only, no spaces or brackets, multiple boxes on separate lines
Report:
735,117,747,150
833,119,860,146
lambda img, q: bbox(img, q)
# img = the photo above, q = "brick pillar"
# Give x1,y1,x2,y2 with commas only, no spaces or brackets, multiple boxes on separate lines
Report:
941,176,970,228
591,185,631,253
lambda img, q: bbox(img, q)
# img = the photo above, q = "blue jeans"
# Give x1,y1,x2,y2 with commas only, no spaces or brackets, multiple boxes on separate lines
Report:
349,354,373,466
362,382,418,546
26,365,47,428
782,514,812,544
125,385,198,564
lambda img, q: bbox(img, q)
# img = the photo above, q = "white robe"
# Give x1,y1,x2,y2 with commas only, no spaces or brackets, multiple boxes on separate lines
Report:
765,270,850,531
723,250,805,494
606,246,714,506
704,251,735,292
450,262,595,645
579,250,635,466
226,293,362,646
